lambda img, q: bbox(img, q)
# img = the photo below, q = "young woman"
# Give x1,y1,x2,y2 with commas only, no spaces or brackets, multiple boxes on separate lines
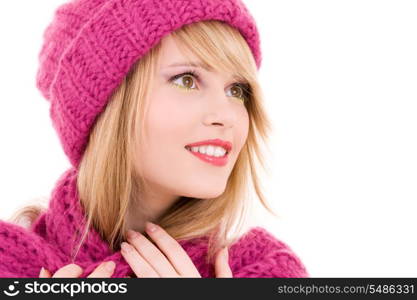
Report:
0,0,309,278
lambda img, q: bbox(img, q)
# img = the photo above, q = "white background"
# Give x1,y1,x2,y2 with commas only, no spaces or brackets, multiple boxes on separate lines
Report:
0,1,416,277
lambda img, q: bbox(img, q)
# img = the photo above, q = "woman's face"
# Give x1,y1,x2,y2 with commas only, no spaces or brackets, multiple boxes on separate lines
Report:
135,34,249,204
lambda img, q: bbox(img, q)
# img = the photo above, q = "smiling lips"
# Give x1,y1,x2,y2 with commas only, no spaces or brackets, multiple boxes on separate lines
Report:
184,138,232,167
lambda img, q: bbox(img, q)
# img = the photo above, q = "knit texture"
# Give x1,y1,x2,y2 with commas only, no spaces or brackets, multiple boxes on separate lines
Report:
0,168,309,278
35,0,262,168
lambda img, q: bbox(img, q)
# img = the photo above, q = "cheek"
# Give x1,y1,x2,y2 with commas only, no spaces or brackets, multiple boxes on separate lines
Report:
134,93,194,184
235,109,250,151
147,95,191,140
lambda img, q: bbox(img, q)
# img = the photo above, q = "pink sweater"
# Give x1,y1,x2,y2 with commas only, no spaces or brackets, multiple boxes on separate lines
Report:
0,168,309,278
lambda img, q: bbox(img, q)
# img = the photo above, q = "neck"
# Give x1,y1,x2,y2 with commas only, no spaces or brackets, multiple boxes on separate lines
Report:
125,183,180,233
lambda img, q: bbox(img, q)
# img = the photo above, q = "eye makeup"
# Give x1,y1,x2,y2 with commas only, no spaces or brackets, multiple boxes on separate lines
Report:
168,68,252,103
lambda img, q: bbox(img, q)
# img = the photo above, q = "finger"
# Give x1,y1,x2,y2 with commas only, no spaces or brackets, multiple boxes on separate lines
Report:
39,267,51,278
144,222,200,277
120,242,160,278
215,247,233,278
87,261,116,278
52,263,83,278
126,230,178,277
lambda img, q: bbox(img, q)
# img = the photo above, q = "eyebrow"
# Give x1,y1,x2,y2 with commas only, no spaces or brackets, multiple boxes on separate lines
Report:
164,61,213,71
163,61,249,85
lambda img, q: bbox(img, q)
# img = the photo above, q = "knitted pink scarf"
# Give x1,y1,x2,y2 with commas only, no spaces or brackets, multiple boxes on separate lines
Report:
0,167,309,278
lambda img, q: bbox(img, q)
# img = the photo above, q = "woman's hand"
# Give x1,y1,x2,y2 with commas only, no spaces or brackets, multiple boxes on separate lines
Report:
120,222,233,278
39,261,116,278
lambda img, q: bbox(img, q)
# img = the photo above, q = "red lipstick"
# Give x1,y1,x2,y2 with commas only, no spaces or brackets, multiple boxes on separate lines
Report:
185,139,232,167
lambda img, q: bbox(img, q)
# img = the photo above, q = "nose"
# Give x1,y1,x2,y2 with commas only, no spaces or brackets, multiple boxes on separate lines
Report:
202,88,237,128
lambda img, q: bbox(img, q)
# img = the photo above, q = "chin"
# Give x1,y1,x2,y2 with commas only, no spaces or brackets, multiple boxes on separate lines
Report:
183,185,226,199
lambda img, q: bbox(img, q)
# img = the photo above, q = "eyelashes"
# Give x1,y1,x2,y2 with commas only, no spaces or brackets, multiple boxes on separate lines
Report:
169,69,200,84
169,70,200,91
168,69,251,102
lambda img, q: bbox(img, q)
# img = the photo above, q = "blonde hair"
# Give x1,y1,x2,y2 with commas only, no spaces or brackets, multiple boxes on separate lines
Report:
10,20,276,266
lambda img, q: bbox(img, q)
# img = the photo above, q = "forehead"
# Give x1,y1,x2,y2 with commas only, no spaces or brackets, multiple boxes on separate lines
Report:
158,34,243,82
158,35,206,67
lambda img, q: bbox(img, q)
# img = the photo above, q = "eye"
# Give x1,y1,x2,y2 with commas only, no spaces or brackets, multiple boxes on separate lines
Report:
169,71,199,90
227,83,250,103
169,70,251,103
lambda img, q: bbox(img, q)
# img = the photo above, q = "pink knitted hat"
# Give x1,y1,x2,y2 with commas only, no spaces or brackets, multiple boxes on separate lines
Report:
36,0,262,168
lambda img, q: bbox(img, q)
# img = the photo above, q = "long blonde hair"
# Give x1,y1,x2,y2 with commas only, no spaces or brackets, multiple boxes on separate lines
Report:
10,20,276,266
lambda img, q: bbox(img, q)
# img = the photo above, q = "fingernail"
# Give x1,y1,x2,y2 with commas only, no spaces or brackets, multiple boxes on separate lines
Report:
121,242,132,252
145,221,157,233
104,261,115,272
126,229,137,239
68,263,83,275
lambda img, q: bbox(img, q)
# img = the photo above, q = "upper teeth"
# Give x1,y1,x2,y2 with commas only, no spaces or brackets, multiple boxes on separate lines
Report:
186,145,228,157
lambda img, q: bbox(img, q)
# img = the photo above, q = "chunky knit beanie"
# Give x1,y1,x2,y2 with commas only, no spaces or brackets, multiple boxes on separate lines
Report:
35,0,262,168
